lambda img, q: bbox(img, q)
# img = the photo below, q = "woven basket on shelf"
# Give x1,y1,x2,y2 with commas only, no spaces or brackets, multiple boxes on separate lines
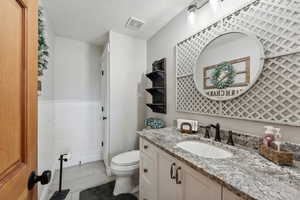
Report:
259,144,293,166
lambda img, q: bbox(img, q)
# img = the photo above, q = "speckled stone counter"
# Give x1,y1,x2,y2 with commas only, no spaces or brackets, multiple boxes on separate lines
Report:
137,127,300,200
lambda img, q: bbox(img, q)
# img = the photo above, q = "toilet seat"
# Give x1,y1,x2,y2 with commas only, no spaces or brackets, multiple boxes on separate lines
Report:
111,162,139,173
111,150,139,166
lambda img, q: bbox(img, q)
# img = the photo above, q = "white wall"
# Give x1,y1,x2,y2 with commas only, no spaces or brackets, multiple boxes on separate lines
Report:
146,0,300,143
54,37,101,101
38,2,56,199
53,37,103,168
38,17,104,199
108,31,147,158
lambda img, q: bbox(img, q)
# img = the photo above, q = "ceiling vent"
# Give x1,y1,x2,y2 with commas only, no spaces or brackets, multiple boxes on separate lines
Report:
125,17,145,31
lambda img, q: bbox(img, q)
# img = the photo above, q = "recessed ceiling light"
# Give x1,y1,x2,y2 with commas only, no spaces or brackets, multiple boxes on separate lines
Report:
125,17,145,31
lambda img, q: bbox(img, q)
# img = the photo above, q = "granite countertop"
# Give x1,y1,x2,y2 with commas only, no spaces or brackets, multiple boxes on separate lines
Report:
137,127,300,200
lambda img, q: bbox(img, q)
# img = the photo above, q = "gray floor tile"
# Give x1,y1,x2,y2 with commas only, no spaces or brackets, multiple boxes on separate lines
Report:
47,161,114,200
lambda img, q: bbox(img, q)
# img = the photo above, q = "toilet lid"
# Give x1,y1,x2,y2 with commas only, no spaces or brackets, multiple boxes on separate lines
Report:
111,150,140,166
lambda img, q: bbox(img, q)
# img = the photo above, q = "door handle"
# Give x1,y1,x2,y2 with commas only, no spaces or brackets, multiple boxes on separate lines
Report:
28,170,51,190
103,117,107,120
170,163,176,179
175,167,182,184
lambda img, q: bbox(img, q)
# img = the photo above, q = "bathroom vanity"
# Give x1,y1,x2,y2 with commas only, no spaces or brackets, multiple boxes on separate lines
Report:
137,128,300,200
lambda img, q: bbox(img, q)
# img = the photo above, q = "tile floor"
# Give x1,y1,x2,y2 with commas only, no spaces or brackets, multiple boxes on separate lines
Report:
46,161,115,200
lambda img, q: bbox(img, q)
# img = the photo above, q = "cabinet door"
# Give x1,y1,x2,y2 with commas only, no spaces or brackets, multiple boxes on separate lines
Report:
178,162,222,200
223,187,243,200
157,150,179,200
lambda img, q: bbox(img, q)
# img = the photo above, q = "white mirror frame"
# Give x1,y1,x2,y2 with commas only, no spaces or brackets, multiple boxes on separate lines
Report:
193,31,265,101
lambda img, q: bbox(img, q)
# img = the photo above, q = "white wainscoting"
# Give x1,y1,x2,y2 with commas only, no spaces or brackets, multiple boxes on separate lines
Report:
38,100,56,200
53,100,103,168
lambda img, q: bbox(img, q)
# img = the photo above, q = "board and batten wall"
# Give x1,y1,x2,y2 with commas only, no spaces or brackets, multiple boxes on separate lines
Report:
146,0,300,143
53,36,103,168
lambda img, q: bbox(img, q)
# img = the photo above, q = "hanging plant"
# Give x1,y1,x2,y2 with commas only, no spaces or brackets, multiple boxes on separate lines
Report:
211,62,236,89
38,7,50,76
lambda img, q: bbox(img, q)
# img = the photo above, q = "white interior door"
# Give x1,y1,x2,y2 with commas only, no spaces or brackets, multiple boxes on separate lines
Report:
100,44,110,175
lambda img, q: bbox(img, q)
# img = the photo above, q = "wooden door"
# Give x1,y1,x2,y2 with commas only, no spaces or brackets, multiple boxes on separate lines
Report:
0,0,38,199
157,151,179,200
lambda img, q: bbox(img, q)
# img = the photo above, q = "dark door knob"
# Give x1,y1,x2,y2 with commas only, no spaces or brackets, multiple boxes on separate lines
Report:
28,170,51,190
103,117,107,120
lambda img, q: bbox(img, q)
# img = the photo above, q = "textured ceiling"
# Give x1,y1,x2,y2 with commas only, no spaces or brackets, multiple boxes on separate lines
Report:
43,0,195,45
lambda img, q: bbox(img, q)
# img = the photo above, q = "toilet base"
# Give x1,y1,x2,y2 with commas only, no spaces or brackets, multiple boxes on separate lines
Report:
113,176,134,196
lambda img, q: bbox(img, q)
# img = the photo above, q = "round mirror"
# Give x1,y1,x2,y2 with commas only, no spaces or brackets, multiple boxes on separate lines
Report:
193,32,265,101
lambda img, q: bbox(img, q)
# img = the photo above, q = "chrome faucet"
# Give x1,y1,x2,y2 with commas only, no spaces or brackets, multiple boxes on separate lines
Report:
210,123,221,142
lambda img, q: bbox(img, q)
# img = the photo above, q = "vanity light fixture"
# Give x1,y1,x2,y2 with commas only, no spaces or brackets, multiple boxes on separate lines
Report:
187,0,209,13
187,4,198,13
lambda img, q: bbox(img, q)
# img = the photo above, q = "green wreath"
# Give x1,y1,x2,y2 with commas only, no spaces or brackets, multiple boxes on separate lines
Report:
38,7,50,76
211,62,236,89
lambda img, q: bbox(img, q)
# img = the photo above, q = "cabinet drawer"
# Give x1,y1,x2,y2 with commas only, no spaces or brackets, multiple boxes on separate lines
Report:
141,152,154,182
140,176,154,200
140,138,156,159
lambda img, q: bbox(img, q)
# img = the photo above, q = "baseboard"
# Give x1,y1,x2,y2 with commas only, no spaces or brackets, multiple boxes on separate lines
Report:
55,152,102,169
40,162,56,200
40,153,102,200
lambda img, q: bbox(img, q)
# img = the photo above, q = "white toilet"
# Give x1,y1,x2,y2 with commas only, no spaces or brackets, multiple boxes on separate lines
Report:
111,150,140,196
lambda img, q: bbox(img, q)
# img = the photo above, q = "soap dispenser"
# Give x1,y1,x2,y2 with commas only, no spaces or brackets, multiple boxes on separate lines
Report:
273,128,282,151
263,126,275,147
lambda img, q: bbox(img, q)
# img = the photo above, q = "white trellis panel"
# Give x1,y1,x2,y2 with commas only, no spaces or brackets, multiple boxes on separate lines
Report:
176,0,300,126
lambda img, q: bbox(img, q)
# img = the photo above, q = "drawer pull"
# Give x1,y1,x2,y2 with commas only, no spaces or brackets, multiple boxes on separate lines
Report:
175,167,182,184
144,168,148,173
170,163,176,179
144,145,148,149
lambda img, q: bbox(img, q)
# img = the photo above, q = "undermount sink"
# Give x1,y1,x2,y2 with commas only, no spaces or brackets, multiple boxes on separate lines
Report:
176,141,233,159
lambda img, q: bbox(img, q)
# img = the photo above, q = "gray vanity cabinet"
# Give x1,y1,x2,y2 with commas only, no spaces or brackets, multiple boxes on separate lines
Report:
140,139,158,200
156,147,221,200
139,137,241,200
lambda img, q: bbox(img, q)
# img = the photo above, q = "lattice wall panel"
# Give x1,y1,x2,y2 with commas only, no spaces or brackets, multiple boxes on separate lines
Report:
177,76,195,112
176,0,300,126
177,76,221,115
177,21,223,77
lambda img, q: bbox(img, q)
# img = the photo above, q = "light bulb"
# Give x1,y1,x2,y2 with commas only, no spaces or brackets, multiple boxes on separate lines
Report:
188,11,196,25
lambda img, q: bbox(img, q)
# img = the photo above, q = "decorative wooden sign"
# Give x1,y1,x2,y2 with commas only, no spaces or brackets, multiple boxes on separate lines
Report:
203,57,250,90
